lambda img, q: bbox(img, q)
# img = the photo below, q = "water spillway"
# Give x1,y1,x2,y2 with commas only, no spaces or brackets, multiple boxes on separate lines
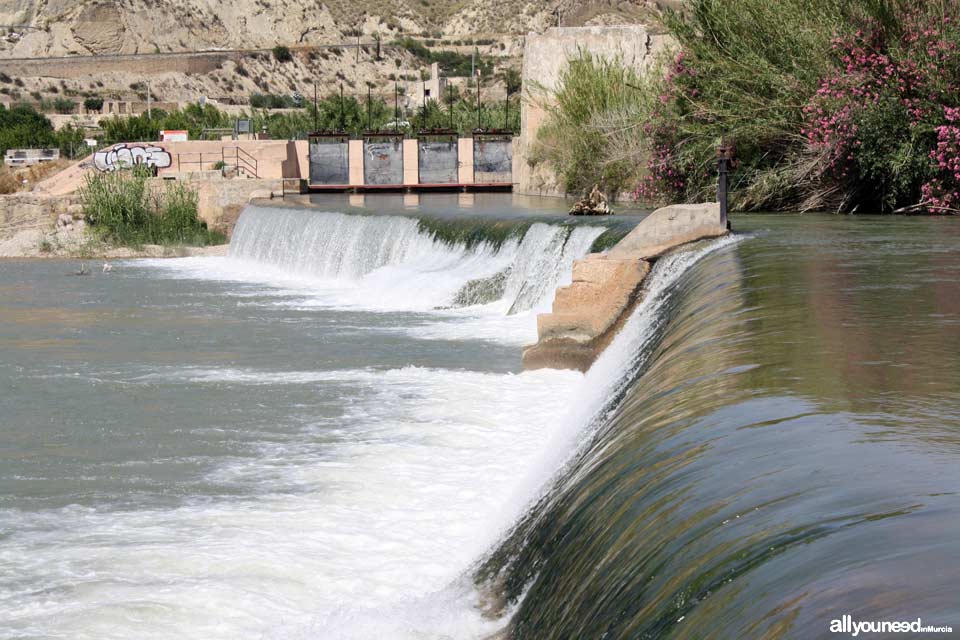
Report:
2,206,958,639
227,204,611,314
476,216,960,638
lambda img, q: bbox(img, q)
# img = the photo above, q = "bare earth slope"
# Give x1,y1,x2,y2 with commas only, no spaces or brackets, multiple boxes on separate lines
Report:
1,0,670,58
0,1,676,112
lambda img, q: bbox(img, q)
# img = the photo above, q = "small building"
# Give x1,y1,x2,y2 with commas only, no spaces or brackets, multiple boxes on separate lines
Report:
3,148,60,167
402,63,449,111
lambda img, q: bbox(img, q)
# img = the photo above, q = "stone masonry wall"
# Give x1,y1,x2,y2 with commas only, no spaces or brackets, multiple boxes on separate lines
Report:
515,25,673,198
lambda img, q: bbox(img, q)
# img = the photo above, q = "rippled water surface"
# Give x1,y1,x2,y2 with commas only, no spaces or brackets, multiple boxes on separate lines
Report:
484,215,960,639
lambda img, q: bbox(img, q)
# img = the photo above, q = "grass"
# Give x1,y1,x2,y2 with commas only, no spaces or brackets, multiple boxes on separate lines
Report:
530,51,648,197
417,216,534,250
0,160,72,194
79,167,226,248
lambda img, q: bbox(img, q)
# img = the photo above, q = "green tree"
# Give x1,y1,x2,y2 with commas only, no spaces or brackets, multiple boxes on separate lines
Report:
0,104,56,155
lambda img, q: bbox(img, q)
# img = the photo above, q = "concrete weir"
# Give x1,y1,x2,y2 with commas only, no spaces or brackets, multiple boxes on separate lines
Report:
522,203,729,372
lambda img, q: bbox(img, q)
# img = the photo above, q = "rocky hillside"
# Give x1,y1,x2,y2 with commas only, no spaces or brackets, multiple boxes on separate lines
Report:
0,0,669,58
0,0,674,110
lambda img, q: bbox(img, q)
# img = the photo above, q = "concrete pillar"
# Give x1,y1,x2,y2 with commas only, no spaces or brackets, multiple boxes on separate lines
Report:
402,139,419,185
511,137,521,188
458,137,474,185
348,139,364,186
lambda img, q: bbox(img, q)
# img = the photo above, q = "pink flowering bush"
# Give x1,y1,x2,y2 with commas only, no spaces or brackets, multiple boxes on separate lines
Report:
800,15,960,211
628,0,960,212
634,53,693,202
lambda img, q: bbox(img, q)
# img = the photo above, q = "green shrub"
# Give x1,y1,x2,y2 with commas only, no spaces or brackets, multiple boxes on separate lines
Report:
272,45,293,63
0,103,57,157
83,96,104,111
80,168,225,247
392,37,493,76
53,98,75,114
531,51,645,196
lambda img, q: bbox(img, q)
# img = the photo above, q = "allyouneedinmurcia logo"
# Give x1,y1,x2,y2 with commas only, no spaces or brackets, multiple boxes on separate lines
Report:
830,615,953,636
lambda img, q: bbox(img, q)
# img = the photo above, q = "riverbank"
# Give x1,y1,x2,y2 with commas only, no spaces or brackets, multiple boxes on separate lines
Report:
0,220,228,259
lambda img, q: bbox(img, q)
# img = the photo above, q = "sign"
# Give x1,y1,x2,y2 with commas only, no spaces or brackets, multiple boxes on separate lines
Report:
160,130,188,142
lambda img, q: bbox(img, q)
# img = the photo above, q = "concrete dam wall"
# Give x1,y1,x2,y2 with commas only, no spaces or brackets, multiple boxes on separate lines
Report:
523,203,729,371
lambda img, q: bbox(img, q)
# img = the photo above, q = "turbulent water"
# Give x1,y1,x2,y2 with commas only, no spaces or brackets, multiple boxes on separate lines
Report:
1,203,958,640
228,206,605,315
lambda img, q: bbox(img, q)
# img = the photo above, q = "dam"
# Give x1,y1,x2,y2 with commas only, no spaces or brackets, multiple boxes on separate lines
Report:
0,196,958,638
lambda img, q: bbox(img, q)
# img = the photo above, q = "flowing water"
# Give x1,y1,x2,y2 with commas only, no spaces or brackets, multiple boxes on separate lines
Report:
1,201,958,639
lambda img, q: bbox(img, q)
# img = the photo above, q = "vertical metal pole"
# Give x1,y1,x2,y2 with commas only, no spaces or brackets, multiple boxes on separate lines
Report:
718,157,729,229
394,81,399,132
476,73,481,131
504,94,508,131
422,79,426,129
313,82,319,132
367,86,372,132
147,80,152,119
339,83,344,132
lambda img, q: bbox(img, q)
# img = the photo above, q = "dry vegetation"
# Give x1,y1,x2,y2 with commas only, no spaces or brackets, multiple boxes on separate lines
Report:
0,160,71,195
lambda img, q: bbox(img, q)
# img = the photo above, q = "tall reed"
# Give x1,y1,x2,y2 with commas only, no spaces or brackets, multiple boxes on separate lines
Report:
80,168,225,246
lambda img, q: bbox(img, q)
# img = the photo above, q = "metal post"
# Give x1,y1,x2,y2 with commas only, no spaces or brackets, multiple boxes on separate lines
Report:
313,82,319,132
476,73,481,131
339,83,344,132
718,157,728,228
394,81,399,132
367,86,372,132
717,140,737,229
504,94,508,131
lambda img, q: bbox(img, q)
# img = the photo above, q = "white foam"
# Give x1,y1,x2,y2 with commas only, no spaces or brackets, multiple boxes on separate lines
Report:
0,366,583,640
1,207,738,639
144,207,604,318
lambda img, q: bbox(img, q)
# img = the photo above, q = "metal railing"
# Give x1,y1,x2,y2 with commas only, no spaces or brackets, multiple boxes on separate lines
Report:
175,148,258,178
223,146,258,178
175,153,220,173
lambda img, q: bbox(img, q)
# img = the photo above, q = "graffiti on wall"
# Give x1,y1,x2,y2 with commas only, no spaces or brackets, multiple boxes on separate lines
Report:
93,144,172,172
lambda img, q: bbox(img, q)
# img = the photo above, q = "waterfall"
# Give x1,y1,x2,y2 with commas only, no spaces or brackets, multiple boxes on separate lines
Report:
227,205,607,314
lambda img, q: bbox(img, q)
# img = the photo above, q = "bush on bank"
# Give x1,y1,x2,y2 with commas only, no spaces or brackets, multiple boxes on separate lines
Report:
530,51,649,196
0,104,88,160
79,167,226,247
538,0,960,213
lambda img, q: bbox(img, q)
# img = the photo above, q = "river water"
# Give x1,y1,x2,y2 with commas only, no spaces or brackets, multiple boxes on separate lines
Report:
1,199,958,639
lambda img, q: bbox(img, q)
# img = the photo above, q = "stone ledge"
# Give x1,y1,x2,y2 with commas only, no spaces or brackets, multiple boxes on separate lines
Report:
608,202,727,260
522,202,728,371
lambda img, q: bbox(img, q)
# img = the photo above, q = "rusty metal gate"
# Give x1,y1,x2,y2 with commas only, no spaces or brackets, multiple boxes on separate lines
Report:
363,134,404,185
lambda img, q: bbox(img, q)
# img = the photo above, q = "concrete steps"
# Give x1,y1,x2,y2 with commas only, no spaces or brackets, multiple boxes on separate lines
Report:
522,203,727,372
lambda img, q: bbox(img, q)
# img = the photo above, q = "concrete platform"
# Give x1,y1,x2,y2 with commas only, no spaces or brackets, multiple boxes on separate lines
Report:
306,183,513,193
522,203,728,372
